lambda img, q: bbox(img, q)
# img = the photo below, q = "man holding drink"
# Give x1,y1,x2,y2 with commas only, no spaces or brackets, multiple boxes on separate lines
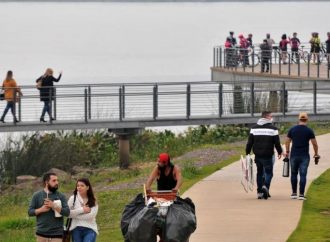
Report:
28,172,70,242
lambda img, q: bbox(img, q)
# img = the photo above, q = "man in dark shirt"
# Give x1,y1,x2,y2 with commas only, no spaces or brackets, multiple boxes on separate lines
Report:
246,111,283,199
260,39,271,73
145,153,182,193
285,112,319,200
28,172,70,242
228,31,237,46
290,32,301,63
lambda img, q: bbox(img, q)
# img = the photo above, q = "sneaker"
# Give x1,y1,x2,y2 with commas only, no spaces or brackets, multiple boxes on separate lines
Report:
257,193,263,199
298,195,307,200
261,186,269,200
290,193,298,199
0,119,5,123
267,192,271,198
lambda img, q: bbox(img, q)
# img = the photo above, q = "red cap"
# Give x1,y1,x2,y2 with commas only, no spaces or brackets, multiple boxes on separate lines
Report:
158,153,170,164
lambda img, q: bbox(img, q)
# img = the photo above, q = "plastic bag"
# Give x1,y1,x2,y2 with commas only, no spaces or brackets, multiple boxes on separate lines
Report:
120,193,146,242
127,207,158,242
164,201,197,242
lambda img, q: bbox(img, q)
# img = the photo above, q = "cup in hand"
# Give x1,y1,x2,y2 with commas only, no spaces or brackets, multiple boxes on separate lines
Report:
53,200,62,217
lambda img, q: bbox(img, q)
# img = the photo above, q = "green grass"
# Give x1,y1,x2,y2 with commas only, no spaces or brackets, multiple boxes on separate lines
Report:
0,143,243,242
287,169,330,242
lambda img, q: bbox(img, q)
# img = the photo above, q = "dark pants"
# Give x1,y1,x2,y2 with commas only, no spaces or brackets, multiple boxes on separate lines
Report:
41,101,51,119
290,155,310,195
1,101,17,121
255,157,273,193
261,57,270,72
291,48,299,62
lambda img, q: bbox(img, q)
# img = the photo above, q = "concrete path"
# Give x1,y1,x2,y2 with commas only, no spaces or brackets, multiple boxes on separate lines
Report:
184,133,330,242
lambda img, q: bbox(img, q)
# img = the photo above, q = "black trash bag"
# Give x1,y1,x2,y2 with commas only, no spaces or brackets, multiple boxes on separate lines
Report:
164,203,197,242
174,196,196,214
121,193,146,242
127,207,158,242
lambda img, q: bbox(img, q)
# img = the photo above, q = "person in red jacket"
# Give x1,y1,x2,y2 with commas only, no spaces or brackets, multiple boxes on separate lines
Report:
279,34,290,64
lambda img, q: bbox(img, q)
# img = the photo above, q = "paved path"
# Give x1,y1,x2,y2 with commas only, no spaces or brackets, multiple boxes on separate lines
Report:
184,133,330,242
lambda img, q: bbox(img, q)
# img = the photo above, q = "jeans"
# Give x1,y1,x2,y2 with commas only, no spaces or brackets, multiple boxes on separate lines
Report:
290,155,310,195
41,101,51,119
72,227,97,242
1,101,17,121
255,157,273,193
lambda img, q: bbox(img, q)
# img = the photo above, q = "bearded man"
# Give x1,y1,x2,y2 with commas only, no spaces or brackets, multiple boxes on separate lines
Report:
28,172,70,242
146,153,182,193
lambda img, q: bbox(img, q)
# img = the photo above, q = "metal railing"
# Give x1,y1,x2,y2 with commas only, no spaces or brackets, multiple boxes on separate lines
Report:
213,45,330,79
0,80,330,130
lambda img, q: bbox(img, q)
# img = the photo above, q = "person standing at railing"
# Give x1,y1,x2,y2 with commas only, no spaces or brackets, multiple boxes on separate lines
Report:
225,37,235,67
309,32,321,64
246,33,253,47
289,32,301,63
36,68,62,122
279,34,290,64
326,32,330,68
260,39,271,73
0,70,23,123
227,31,237,46
238,34,249,66
266,33,275,48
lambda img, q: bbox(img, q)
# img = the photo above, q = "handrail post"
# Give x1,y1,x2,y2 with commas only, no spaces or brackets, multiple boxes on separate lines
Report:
213,47,216,67
119,87,123,121
317,57,320,78
153,85,158,120
220,47,222,68
250,82,255,117
218,83,223,118
298,54,300,76
252,50,254,73
279,54,282,75
88,85,91,120
122,85,125,119
49,89,53,124
328,55,330,79
313,80,317,114
84,88,88,123
281,81,286,116
307,54,310,77
13,91,17,125
53,88,57,120
270,50,272,74
288,53,291,76
186,84,191,119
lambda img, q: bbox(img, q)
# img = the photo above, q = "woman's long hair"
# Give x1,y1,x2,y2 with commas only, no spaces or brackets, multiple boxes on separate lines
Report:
74,178,96,207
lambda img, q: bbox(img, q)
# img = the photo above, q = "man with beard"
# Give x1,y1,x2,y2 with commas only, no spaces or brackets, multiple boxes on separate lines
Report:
146,153,182,193
28,172,70,242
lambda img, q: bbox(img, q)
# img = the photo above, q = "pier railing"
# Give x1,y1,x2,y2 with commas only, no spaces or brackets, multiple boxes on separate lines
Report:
213,45,330,79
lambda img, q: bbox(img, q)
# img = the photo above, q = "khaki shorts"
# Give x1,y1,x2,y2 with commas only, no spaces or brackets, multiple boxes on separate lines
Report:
36,235,62,242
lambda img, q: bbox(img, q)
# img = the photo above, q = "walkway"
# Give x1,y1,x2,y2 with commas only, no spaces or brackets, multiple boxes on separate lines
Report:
184,133,330,242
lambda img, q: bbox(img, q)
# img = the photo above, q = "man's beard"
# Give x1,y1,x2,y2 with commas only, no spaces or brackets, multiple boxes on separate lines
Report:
48,184,58,193
158,164,167,172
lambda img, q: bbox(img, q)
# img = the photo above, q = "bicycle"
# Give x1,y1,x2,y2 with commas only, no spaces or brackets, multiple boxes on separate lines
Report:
236,46,260,67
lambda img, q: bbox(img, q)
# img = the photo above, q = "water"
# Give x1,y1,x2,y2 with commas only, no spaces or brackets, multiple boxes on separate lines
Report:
0,1,330,85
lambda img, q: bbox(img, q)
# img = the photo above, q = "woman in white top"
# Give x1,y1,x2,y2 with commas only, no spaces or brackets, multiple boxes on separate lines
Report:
68,178,98,242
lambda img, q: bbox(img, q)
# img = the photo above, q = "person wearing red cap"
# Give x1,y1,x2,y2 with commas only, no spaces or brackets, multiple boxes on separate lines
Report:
145,153,182,193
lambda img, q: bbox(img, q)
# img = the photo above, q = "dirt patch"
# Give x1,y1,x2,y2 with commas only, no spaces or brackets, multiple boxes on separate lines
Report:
174,148,237,168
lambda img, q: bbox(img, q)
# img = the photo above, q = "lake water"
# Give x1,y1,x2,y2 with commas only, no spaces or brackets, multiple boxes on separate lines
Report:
0,1,330,86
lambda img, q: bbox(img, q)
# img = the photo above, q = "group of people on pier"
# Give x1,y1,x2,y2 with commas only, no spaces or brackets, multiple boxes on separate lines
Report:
224,31,330,71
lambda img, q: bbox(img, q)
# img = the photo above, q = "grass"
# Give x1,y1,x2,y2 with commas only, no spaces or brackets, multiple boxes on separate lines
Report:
0,142,243,242
287,169,330,242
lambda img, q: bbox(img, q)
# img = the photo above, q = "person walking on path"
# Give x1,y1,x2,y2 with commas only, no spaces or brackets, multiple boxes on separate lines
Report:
36,68,62,122
68,178,98,242
0,70,23,123
246,111,283,199
285,112,319,200
145,152,183,193
28,172,70,242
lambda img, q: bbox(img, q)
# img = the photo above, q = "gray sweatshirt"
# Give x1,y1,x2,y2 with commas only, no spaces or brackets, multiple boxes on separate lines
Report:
28,190,70,237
